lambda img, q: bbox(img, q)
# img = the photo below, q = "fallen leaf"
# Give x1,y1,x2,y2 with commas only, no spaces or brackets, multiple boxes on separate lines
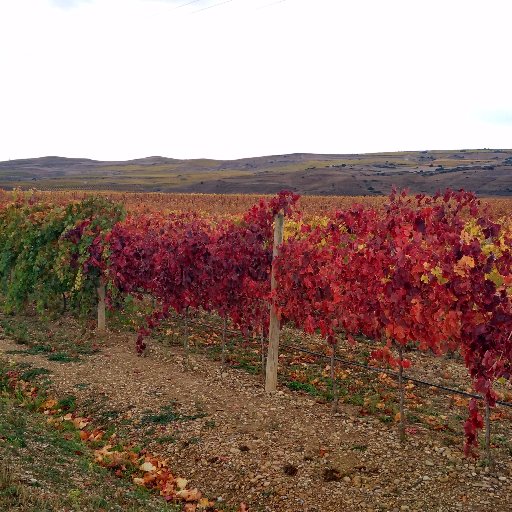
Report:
89,429,104,441
73,417,90,429
197,498,214,509
94,445,113,463
176,477,188,490
140,461,157,472
176,488,202,502
41,398,57,410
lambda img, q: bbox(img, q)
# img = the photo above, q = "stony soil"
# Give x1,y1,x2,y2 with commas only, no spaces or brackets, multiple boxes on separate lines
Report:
1,329,511,512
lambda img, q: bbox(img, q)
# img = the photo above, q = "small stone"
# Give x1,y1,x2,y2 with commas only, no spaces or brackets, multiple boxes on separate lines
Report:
283,464,298,476
422,475,431,481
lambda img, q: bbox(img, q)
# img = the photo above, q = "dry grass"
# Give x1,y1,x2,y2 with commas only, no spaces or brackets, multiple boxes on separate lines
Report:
0,357,183,512
0,463,60,511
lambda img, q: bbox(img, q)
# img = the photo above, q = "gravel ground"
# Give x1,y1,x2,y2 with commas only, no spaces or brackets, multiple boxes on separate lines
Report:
1,331,511,512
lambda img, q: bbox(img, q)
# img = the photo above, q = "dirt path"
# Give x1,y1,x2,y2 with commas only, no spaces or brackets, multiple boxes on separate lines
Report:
1,332,511,512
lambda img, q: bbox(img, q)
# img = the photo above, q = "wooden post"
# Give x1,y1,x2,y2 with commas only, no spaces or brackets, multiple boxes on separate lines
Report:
331,341,339,414
485,398,493,468
261,326,266,379
398,344,406,443
183,308,189,369
265,212,284,393
221,317,227,367
97,277,106,333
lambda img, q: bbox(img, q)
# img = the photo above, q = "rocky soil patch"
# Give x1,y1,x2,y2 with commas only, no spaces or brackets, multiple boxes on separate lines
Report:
1,325,511,512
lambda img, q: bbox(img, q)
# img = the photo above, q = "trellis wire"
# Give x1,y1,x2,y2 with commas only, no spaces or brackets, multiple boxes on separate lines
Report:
175,315,512,409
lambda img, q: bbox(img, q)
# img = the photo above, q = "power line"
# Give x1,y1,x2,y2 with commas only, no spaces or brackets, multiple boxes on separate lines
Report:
175,0,203,8
192,0,233,13
257,0,287,9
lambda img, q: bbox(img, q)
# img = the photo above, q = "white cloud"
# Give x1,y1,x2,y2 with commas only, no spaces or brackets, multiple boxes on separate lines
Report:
0,0,511,161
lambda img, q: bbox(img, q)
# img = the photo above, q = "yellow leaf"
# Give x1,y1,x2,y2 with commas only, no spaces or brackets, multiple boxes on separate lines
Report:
198,498,213,509
486,268,504,287
454,255,475,277
176,477,188,490
176,488,202,502
41,398,57,410
140,462,156,472
72,417,89,429
94,444,113,463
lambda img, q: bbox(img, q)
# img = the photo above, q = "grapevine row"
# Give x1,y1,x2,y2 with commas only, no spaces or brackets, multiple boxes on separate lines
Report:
0,189,511,457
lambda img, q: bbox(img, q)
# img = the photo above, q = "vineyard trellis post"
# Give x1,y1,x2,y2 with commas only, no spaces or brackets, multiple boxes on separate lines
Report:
485,398,493,468
331,340,339,414
97,277,106,332
265,211,284,392
183,307,190,369
221,317,227,367
261,325,266,379
398,344,406,443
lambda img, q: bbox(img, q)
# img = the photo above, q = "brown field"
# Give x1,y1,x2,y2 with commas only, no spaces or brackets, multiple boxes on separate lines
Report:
1,148,512,197
3,188,511,220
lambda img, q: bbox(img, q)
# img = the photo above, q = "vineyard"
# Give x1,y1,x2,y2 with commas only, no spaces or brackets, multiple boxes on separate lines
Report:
1,188,512,511
3,188,512,218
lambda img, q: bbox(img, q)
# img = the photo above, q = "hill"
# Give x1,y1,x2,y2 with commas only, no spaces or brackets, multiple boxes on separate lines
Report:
1,149,512,196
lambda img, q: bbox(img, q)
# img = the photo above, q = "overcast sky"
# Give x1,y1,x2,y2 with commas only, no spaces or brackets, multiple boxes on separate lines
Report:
1,0,511,161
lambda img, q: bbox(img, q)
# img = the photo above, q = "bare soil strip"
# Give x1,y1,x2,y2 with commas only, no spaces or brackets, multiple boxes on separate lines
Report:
1,325,512,512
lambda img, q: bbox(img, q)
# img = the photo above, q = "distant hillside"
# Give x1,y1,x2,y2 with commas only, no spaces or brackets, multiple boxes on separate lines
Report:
1,149,512,196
